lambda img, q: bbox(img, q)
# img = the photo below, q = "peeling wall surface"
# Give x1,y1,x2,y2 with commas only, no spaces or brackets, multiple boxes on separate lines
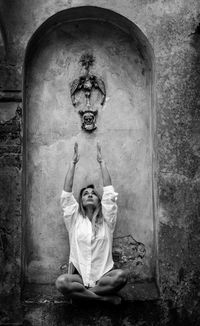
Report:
1,0,200,325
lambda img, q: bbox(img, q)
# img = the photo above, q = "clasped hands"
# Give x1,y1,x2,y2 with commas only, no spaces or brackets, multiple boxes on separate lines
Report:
72,142,104,165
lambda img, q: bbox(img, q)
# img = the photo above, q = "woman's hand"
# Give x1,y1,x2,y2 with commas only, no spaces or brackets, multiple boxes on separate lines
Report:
63,142,79,191
72,142,79,165
97,142,104,164
97,142,111,186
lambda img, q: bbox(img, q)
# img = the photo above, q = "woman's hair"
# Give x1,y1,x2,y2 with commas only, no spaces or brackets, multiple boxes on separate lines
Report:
78,184,103,236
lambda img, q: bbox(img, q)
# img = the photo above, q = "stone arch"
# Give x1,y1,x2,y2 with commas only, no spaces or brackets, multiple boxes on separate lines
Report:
22,6,157,300
24,7,155,74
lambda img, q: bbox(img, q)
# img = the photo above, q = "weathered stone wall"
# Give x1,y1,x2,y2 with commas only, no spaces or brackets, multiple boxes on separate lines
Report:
0,1,200,325
0,103,22,323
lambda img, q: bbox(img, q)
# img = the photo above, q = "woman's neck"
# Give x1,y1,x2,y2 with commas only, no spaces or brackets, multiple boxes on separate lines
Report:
85,206,94,221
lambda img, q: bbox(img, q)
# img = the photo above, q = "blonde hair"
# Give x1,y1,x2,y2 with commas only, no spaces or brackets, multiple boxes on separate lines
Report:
78,184,103,236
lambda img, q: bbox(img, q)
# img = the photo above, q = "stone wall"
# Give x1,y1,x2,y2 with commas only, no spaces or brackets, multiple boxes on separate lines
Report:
0,103,22,323
0,1,200,325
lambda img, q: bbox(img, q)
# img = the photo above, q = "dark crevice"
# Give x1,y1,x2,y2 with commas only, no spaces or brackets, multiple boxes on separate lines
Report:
190,23,200,50
194,23,200,35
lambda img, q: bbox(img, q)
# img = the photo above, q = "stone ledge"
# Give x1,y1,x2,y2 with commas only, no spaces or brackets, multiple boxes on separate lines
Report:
22,281,159,303
22,298,163,326
0,91,22,102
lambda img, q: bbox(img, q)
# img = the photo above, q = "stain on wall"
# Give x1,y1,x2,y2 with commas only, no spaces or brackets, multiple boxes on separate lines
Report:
113,235,146,279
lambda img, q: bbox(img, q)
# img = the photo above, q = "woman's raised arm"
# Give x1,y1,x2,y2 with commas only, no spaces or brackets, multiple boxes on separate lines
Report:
97,142,112,187
64,142,79,192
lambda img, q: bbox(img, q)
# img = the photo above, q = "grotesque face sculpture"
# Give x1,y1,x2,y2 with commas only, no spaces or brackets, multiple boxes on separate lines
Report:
79,110,97,132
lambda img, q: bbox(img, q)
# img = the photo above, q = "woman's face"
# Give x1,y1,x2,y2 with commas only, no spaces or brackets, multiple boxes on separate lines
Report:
81,187,99,209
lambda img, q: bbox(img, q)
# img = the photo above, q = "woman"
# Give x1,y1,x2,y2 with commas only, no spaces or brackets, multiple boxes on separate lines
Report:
56,142,128,304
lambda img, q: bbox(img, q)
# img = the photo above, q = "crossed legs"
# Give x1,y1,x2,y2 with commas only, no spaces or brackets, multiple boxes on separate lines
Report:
55,269,128,304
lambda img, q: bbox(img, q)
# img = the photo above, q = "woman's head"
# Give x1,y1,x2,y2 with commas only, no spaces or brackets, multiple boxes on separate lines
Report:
78,185,103,235
79,184,101,214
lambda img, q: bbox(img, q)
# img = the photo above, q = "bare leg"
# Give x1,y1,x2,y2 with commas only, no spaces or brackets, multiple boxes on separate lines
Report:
90,269,128,296
55,273,123,304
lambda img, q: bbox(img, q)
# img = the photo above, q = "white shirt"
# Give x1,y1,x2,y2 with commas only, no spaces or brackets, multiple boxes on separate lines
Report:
60,185,118,287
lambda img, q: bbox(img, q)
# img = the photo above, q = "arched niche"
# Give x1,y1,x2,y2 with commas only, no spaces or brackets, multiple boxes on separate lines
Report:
22,6,158,300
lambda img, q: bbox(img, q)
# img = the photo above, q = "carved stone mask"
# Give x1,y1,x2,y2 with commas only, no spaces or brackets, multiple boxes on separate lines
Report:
79,110,97,132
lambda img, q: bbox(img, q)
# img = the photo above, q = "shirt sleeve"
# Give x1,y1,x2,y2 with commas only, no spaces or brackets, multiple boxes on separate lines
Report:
60,190,79,231
101,185,118,231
